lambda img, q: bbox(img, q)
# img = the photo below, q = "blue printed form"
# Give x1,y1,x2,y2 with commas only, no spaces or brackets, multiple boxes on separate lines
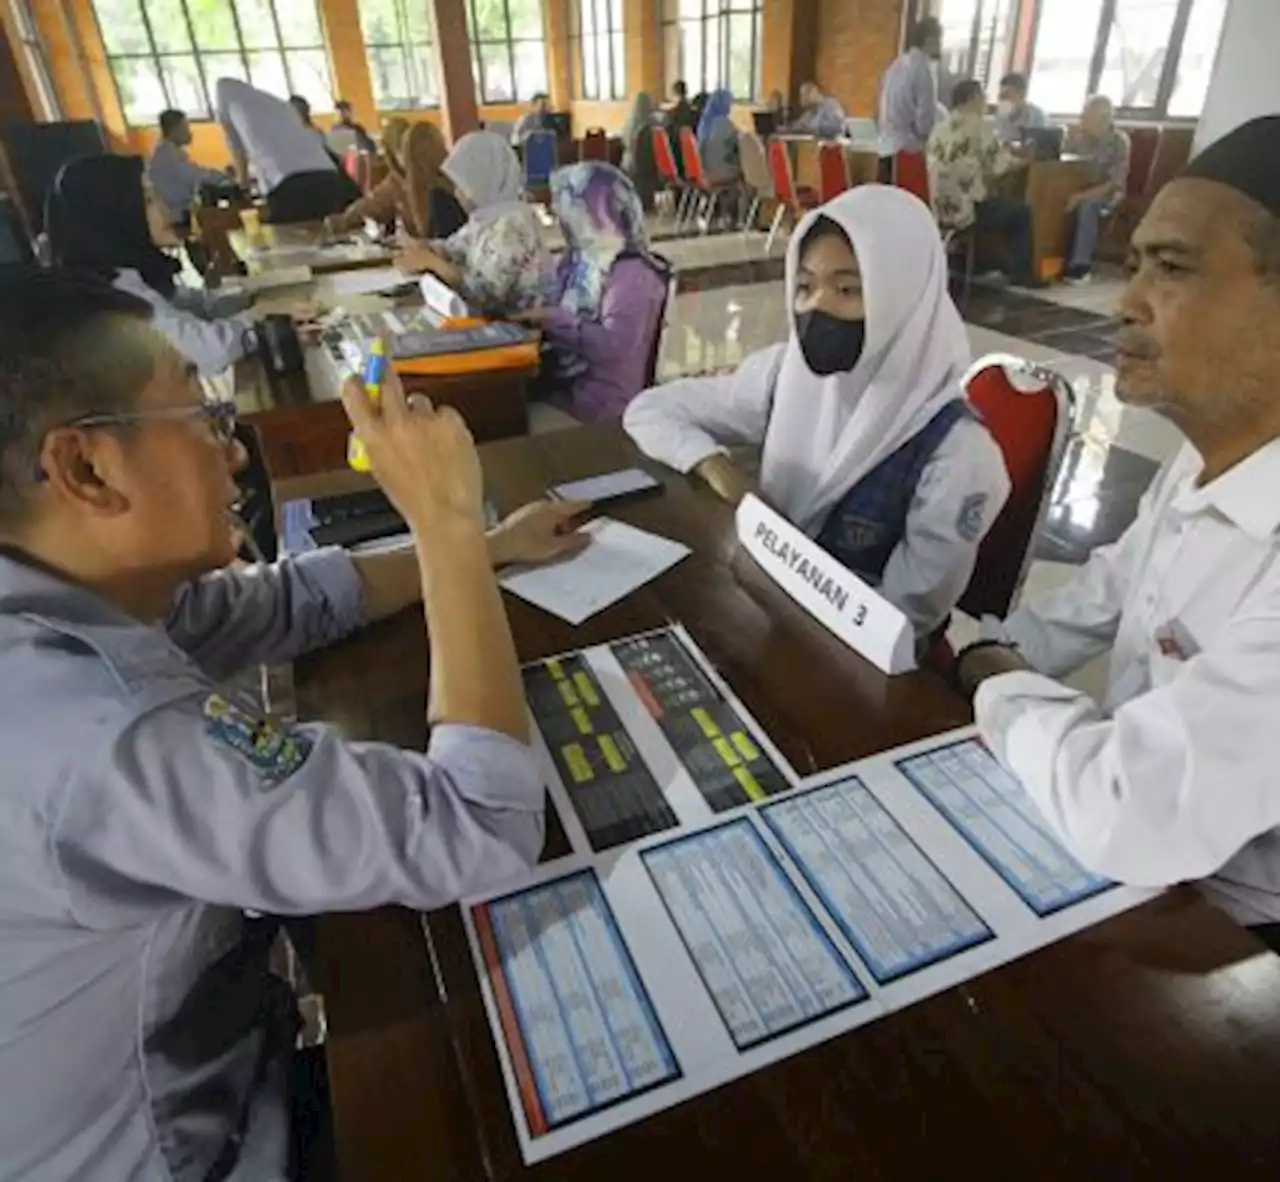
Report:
474,871,680,1135
762,780,993,982
641,820,866,1051
897,739,1113,917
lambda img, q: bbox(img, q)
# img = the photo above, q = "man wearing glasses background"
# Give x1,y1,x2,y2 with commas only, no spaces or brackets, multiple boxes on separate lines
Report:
0,267,587,1181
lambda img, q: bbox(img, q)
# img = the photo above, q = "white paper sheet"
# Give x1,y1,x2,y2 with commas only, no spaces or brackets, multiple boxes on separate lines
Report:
326,266,413,298
458,630,1159,1165
499,519,690,625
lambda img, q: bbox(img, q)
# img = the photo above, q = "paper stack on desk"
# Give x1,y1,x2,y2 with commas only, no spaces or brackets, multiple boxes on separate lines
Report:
499,519,690,625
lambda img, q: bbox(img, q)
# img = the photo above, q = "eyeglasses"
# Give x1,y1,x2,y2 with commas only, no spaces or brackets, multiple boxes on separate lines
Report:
63,400,239,446
32,401,239,482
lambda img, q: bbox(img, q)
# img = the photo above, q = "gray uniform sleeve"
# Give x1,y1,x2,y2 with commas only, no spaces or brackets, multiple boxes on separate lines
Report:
56,709,545,917
166,548,364,681
879,417,1011,634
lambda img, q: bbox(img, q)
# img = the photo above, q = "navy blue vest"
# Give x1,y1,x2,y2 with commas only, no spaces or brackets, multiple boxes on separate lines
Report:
815,399,972,583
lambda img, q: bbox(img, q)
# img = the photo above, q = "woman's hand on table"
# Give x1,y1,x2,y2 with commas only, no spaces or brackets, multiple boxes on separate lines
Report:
695,454,755,507
487,499,593,568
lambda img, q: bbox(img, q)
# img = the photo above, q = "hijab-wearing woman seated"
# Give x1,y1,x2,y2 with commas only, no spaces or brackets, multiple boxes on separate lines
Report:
46,155,256,377
525,162,667,423
396,131,547,314
325,118,466,240
697,88,742,184
624,186,1011,636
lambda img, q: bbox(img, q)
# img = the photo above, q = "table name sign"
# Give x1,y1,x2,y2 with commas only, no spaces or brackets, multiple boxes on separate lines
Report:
735,494,916,675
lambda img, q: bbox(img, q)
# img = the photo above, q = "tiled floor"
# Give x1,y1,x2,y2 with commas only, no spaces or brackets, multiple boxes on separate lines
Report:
533,224,1181,623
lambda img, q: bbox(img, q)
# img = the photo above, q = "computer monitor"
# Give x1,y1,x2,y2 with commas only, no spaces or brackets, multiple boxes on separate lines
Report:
752,111,778,138
1024,126,1065,162
545,111,572,140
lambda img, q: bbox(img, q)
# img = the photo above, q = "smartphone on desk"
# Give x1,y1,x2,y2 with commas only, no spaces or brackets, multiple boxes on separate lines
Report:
548,467,663,509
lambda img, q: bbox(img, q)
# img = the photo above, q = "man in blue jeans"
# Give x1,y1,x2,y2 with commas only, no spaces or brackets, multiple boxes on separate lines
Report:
1062,95,1130,283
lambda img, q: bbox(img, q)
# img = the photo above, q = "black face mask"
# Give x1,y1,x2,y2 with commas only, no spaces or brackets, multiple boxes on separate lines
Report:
796,310,866,376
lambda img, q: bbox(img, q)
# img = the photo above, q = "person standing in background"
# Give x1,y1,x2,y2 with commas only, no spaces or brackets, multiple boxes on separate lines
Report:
666,79,696,129
787,81,847,140
512,93,552,146
878,17,943,172
994,73,1048,145
326,99,376,157
1061,95,1130,283
147,109,227,233
621,91,660,211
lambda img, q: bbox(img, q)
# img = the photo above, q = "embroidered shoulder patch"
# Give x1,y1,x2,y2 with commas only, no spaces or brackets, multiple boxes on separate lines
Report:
956,492,989,542
203,694,312,786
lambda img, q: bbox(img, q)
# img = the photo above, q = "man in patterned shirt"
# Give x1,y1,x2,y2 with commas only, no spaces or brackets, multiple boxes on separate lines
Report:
1062,94,1131,283
927,79,1034,286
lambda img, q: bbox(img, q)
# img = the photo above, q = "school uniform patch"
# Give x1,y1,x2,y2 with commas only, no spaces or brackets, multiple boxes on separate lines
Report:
203,694,311,786
956,493,989,542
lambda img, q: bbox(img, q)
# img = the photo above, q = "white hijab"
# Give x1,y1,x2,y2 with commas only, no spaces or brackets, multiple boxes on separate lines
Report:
441,130,526,224
760,184,972,535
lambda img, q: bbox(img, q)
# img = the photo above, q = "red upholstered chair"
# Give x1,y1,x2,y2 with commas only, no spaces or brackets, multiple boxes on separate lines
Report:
765,137,818,253
343,148,373,192
818,142,850,203
892,150,930,205
580,127,609,161
957,355,1075,620
651,126,686,222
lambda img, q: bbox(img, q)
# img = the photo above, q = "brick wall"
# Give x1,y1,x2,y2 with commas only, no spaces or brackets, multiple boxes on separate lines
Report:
814,0,905,118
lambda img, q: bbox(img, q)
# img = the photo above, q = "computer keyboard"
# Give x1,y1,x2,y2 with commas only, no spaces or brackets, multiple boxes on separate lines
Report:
311,488,399,527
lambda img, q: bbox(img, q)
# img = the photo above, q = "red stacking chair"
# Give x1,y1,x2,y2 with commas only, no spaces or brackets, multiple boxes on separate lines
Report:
765,137,818,254
651,126,687,223
580,127,609,162
892,150,930,204
958,355,1075,619
343,148,372,192
677,126,738,234
818,142,850,203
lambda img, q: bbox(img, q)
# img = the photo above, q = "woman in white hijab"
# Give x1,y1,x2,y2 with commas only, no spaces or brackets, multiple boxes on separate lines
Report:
397,129,548,313
624,185,1010,635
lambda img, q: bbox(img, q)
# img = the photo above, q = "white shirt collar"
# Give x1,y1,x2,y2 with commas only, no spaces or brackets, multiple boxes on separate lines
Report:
1175,437,1280,539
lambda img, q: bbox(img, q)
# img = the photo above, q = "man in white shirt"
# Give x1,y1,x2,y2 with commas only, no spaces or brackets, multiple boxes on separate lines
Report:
878,17,943,165
955,116,1280,941
215,77,358,224
148,109,228,231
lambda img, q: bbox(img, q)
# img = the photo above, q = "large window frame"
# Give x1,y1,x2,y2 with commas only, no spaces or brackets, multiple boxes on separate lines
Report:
936,0,1225,120
8,0,62,120
575,0,624,102
662,0,762,103
90,0,334,128
465,0,549,105
358,0,438,110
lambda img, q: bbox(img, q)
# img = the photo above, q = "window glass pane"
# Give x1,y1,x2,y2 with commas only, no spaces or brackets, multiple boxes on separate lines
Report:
358,0,398,40
273,0,324,45
403,0,433,41
580,0,596,38
939,0,979,80
512,39,547,99
478,41,514,101
610,29,624,96
161,53,207,113
234,0,279,49
202,50,250,88
246,47,289,95
726,11,751,98
973,0,1014,96
145,0,194,53
1029,0,1105,114
186,0,241,50
409,44,438,104
609,0,622,30
113,56,169,124
286,49,331,108
1168,0,1228,117
507,0,541,40
1096,0,1180,110
704,11,720,89
583,31,599,98
469,0,508,42
678,0,701,16
94,0,150,56
679,19,702,90
367,43,409,105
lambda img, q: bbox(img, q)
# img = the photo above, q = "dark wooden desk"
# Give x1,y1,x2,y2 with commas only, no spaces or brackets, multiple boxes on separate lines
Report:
296,426,1280,1180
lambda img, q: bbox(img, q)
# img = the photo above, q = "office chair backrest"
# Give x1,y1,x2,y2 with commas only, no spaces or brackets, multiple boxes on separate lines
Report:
959,354,1074,618
739,131,772,196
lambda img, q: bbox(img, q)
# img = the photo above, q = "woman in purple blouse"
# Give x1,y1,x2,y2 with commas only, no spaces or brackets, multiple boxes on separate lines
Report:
525,162,669,423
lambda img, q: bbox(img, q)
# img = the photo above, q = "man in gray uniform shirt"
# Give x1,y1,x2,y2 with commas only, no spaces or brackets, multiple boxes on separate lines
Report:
0,267,582,1180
